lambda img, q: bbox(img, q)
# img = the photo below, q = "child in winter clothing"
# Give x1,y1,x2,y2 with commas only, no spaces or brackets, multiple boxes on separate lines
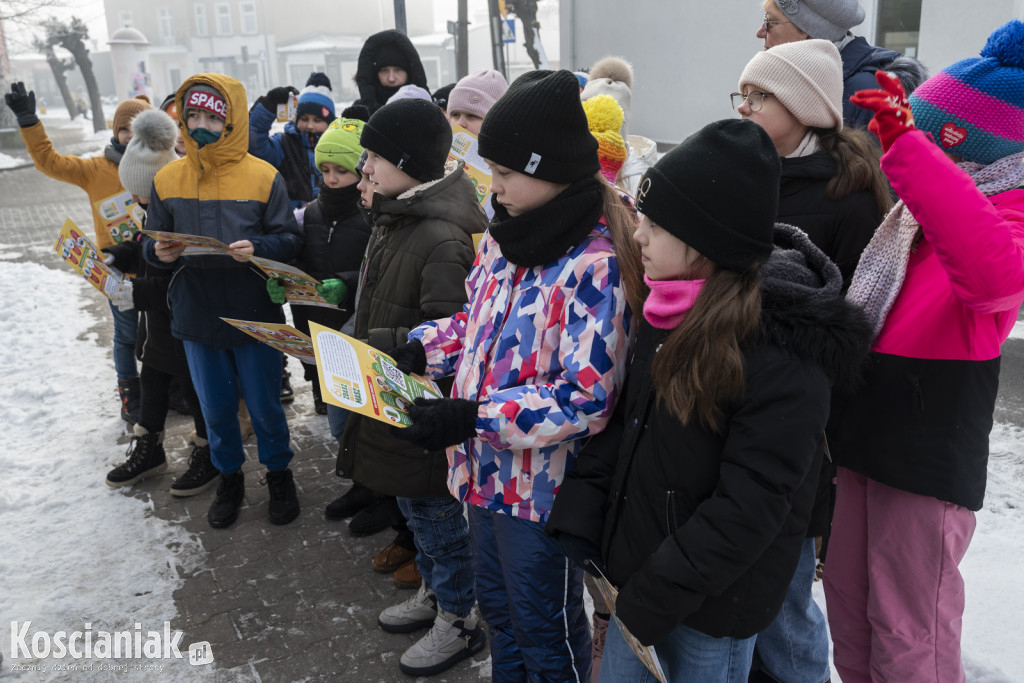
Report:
733,38,890,683
4,86,152,423
447,69,508,221
353,29,429,114
141,74,302,530
546,119,871,682
102,109,216,496
249,72,335,208
331,97,484,677
393,70,642,682
826,20,1024,682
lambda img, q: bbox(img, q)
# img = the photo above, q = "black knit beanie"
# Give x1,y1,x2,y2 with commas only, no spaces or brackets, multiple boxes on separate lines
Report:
359,98,452,182
635,119,780,271
478,69,599,183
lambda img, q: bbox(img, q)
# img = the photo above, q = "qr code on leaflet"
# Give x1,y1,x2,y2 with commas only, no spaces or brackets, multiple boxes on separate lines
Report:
380,357,406,392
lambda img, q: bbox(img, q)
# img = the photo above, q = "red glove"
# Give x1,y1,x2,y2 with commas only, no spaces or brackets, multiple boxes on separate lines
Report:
849,70,915,153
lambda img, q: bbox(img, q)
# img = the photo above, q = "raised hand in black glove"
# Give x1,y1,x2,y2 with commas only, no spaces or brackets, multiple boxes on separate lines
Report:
260,85,298,112
392,397,479,451
5,82,39,128
101,242,140,275
386,339,427,376
558,533,605,577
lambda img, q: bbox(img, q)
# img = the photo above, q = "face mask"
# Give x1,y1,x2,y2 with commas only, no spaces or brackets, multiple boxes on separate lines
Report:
190,128,221,148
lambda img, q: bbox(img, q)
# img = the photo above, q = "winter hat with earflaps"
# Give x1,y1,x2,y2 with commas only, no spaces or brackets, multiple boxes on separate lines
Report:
478,69,600,183
112,94,152,135
908,19,1024,166
773,0,865,41
359,98,452,182
739,38,844,131
635,119,780,271
296,72,336,123
118,109,180,198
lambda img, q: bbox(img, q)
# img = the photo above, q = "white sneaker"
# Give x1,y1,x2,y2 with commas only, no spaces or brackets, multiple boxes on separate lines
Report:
398,608,486,676
378,583,437,633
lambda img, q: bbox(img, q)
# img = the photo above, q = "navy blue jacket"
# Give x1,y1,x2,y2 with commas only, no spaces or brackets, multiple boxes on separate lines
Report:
841,36,901,129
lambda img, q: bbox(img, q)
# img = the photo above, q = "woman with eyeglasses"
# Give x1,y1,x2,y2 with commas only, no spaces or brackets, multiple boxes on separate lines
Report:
755,0,901,129
733,38,890,683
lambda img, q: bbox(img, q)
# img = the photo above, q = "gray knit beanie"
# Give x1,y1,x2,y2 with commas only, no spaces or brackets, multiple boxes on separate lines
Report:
773,0,865,41
118,109,179,198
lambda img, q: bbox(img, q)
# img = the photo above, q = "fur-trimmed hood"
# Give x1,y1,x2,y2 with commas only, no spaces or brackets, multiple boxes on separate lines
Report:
758,222,872,389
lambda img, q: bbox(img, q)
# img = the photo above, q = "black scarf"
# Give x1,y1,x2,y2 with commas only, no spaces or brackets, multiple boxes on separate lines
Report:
489,176,604,268
317,183,362,223
105,138,126,165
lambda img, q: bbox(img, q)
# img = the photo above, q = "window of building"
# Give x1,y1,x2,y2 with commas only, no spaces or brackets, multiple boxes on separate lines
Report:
875,0,923,58
158,8,174,44
239,2,258,35
117,11,133,27
215,3,232,36
194,4,208,37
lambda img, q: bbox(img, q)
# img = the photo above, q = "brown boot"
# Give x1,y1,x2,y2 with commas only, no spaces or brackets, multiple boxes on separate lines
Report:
393,559,423,589
373,542,417,574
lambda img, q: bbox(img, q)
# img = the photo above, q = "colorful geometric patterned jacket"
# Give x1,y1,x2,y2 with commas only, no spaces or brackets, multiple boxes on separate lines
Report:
411,225,632,523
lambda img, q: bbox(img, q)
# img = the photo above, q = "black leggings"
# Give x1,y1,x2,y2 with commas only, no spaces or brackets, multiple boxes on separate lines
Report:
139,363,207,439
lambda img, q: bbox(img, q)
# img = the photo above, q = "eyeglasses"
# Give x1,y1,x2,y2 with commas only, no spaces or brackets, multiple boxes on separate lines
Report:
762,13,793,32
730,91,773,112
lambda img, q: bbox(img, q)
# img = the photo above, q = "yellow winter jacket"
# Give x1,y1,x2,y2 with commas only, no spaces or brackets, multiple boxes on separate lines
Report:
20,122,126,250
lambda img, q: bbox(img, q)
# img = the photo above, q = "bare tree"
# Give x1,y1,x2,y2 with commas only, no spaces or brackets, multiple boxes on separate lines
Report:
40,16,104,131
32,36,74,118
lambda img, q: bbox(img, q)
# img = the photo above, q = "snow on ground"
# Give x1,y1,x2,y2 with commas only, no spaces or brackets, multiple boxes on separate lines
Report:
0,240,1021,680
0,246,205,680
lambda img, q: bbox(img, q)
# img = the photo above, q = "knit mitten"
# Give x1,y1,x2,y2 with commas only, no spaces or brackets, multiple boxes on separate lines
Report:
315,278,347,306
386,339,427,376
5,82,39,127
392,397,479,451
266,277,286,304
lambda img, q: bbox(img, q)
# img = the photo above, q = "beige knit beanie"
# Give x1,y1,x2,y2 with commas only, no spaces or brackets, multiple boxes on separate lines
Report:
738,39,843,131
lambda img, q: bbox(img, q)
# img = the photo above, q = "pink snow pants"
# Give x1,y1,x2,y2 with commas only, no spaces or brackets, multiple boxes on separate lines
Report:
823,467,976,683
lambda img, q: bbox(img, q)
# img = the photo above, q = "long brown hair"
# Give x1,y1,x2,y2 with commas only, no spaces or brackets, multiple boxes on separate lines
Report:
597,174,646,314
650,262,763,432
816,127,894,219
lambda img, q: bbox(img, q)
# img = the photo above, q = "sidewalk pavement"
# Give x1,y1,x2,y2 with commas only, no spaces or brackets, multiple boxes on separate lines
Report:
0,121,491,681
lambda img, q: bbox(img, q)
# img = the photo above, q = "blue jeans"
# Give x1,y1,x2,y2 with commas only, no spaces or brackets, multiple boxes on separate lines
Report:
600,615,755,683
108,301,138,381
468,506,591,683
397,496,474,617
326,404,349,444
183,340,293,474
753,537,831,683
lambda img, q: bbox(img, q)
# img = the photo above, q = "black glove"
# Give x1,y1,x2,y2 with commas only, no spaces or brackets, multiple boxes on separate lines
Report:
558,533,605,578
101,242,139,275
261,85,298,111
386,339,427,376
392,397,479,451
5,82,39,127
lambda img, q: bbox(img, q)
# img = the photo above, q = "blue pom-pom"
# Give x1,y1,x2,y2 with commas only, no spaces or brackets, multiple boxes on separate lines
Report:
306,72,332,90
980,19,1024,67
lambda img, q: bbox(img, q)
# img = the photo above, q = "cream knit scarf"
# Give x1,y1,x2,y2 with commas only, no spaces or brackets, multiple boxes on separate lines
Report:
847,151,1024,339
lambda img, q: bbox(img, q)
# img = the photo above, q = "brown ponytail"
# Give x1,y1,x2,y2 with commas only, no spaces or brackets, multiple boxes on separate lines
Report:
816,127,893,220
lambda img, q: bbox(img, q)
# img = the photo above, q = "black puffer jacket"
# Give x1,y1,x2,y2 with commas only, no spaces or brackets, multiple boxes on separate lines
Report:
547,224,871,645
338,162,486,498
353,29,429,113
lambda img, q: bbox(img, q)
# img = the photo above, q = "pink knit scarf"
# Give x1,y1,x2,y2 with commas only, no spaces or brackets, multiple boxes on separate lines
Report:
643,275,706,329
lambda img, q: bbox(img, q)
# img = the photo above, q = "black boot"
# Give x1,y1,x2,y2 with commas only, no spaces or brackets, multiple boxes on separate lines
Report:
311,382,327,415
266,468,300,525
167,377,193,416
325,481,375,520
280,362,295,404
350,495,400,537
117,377,141,425
106,426,167,487
170,437,220,497
208,471,245,528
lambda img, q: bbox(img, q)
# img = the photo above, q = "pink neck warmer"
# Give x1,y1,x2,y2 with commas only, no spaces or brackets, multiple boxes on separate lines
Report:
643,275,706,329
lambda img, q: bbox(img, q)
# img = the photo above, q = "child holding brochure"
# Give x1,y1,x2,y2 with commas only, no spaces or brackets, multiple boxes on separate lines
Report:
337,97,485,677
141,74,302,530
391,70,641,682
545,120,870,682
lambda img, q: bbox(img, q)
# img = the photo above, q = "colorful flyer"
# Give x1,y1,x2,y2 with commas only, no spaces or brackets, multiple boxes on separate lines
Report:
140,229,232,256
220,318,317,365
308,322,442,427
53,217,131,302
448,123,492,209
590,567,668,683
248,256,334,309
95,190,141,244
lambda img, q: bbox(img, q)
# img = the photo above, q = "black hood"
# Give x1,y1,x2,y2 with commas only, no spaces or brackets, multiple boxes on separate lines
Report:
354,30,428,112
757,223,872,389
